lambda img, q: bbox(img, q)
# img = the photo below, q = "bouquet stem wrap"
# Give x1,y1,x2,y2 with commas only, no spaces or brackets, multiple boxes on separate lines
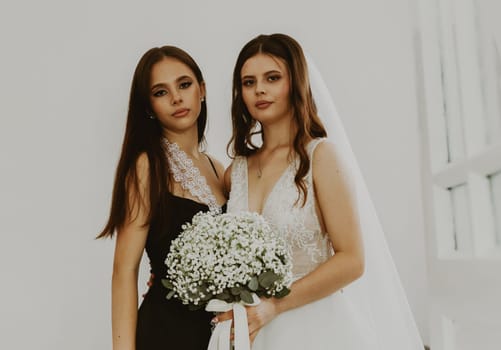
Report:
206,293,260,350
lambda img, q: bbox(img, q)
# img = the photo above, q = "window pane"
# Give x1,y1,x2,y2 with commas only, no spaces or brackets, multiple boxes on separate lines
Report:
450,184,472,254
438,0,466,162
489,171,501,245
478,6,501,145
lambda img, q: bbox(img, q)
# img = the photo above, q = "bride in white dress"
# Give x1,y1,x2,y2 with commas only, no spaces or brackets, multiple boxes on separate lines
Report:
218,33,424,349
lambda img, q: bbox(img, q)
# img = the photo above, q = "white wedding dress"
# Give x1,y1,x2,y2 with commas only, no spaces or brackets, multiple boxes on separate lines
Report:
227,139,378,349
225,54,424,349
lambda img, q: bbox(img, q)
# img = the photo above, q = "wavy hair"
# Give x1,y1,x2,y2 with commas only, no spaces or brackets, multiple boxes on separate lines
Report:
98,46,207,238
228,34,327,205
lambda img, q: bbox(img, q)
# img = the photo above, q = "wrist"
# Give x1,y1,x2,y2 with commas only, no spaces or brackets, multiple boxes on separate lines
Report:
273,296,287,315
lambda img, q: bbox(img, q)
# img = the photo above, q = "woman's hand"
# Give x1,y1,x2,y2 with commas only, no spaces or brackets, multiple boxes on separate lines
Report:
246,298,279,343
212,297,280,344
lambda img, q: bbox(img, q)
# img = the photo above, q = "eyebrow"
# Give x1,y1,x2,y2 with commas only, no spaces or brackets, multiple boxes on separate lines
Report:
151,75,193,90
241,70,282,80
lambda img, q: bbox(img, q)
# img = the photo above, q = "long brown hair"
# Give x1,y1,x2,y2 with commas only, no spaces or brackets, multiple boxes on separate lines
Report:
98,46,207,238
228,33,327,205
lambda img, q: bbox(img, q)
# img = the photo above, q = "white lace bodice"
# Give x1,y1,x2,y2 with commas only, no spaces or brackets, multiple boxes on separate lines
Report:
227,139,332,281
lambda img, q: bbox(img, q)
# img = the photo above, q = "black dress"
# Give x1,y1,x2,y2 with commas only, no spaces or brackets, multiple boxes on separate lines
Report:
136,165,226,349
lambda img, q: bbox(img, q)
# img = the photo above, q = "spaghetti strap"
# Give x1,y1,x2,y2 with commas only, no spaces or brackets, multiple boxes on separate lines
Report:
205,154,219,179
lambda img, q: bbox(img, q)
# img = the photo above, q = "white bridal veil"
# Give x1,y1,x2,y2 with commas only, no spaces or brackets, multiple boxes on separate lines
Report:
306,54,424,349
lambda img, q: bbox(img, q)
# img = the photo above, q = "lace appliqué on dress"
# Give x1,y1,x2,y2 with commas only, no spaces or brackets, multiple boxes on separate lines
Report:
227,157,248,214
227,140,331,281
163,139,221,214
264,162,331,278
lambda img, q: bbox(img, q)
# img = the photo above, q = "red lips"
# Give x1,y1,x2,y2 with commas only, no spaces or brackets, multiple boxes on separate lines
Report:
172,108,190,117
255,100,272,109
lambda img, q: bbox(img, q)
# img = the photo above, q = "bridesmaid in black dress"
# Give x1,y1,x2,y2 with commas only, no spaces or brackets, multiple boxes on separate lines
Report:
98,46,226,350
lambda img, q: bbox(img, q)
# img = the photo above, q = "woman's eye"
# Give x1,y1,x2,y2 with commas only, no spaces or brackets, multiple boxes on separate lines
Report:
242,79,254,87
153,90,167,97
179,81,192,89
268,75,281,82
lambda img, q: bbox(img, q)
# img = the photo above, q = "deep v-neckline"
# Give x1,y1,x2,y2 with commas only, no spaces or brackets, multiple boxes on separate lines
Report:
245,157,293,215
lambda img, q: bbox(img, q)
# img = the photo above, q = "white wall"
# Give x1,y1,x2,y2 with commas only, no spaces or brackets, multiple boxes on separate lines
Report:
0,0,429,348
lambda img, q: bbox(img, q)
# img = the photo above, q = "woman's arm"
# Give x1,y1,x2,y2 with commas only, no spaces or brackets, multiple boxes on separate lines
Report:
273,140,365,312
111,153,150,350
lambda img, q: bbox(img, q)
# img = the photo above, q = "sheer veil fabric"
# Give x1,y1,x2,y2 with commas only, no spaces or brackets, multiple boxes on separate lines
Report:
305,54,424,349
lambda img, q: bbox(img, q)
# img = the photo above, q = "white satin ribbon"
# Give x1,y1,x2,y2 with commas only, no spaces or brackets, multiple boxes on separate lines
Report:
206,293,260,350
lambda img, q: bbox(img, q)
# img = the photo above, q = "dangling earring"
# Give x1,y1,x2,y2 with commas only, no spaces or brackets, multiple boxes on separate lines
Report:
148,115,155,120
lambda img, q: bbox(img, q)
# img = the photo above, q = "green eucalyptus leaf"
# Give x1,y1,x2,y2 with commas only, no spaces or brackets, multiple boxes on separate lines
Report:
216,291,231,301
258,271,279,289
230,287,241,295
240,289,254,304
161,279,174,289
274,287,291,299
248,277,259,291
166,290,176,300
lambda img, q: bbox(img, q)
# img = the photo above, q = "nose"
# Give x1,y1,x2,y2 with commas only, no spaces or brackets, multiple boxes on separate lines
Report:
171,90,183,105
254,80,265,96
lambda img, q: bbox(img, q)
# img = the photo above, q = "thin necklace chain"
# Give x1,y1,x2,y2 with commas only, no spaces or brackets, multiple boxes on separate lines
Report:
163,138,221,213
255,144,292,180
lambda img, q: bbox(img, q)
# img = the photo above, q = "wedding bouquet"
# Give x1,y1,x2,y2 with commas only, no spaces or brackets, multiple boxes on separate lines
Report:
162,211,292,309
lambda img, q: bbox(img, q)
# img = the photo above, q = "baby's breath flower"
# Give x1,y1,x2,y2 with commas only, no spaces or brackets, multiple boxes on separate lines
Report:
163,211,292,306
